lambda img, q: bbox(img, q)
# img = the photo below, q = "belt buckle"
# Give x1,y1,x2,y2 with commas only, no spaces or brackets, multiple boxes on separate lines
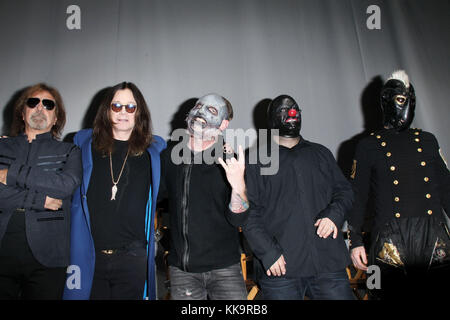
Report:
101,249,115,255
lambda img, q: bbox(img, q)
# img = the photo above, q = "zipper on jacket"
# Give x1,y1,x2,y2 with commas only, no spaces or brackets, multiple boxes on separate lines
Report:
181,163,193,271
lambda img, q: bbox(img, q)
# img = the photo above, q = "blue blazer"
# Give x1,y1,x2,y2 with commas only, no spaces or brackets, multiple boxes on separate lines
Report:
63,129,166,300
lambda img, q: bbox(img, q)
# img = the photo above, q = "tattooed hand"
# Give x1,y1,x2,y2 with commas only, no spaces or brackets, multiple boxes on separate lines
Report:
218,145,249,213
218,145,245,193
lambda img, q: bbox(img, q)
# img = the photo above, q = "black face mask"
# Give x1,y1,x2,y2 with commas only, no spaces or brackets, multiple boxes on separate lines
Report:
267,95,302,138
381,79,416,132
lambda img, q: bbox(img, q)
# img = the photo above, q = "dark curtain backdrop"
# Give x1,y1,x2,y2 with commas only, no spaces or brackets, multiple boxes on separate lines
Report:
1,0,449,169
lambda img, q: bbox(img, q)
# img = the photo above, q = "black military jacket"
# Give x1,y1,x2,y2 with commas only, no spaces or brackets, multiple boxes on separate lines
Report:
348,128,450,248
0,132,82,267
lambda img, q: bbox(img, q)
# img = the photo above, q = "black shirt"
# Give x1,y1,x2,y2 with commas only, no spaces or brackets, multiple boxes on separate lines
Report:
87,140,151,250
244,137,353,278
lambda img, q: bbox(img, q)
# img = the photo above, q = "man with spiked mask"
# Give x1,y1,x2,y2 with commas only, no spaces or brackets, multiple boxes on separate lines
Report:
380,70,416,131
348,70,450,299
158,93,248,300
243,94,355,300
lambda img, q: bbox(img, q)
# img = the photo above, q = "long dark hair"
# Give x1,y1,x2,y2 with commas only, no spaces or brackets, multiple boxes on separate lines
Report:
92,82,153,155
10,83,66,139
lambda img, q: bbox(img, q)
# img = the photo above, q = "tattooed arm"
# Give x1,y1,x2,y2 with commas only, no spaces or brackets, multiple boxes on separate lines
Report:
218,145,249,228
218,145,249,213
229,188,249,213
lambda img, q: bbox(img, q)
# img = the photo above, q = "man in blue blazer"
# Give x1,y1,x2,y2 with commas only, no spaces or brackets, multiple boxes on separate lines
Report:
63,82,166,300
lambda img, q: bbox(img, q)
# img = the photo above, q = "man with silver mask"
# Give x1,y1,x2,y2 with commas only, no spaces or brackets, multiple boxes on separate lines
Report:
186,94,230,141
243,94,355,300
159,93,249,300
348,70,450,299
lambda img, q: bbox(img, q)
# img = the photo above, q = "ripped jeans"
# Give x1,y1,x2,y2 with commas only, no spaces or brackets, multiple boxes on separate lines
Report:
169,263,247,300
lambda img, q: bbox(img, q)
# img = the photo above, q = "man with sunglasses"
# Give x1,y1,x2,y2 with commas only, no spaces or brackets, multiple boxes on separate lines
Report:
0,83,82,299
63,82,166,300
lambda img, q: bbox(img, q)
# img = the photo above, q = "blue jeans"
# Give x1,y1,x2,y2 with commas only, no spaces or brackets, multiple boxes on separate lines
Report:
258,270,355,300
169,263,247,300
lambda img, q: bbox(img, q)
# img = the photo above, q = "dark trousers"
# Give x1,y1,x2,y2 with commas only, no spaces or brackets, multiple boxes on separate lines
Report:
90,242,147,300
169,263,247,300
370,262,450,300
258,270,355,300
368,216,450,300
0,212,66,300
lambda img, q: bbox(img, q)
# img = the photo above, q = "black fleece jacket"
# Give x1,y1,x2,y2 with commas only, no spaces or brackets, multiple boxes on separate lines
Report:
159,138,248,273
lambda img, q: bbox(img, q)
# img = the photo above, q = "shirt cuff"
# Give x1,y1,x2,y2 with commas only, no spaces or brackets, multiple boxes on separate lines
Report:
318,208,345,229
26,191,47,210
6,163,22,187
348,231,364,249
225,208,249,227
261,247,283,272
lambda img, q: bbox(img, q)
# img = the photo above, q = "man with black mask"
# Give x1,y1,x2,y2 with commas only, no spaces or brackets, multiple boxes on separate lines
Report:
348,70,450,299
243,94,355,299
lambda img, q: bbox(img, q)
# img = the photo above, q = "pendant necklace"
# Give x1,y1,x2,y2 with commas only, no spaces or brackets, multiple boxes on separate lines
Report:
109,150,129,201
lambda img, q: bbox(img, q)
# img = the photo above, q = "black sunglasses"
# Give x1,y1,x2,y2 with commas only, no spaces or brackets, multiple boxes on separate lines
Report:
26,98,56,110
110,103,137,113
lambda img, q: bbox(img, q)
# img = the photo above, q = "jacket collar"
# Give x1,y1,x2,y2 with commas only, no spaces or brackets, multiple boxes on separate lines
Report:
21,131,53,141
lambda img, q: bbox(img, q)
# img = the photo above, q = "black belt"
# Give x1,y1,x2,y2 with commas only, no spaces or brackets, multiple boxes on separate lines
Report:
97,240,147,255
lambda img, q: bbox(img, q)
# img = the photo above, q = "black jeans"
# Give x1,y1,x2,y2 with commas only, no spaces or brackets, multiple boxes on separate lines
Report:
0,212,66,300
258,270,355,300
90,241,147,300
